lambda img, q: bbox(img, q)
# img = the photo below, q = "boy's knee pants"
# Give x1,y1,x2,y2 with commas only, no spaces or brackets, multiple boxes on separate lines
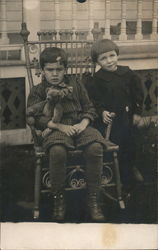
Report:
49,142,103,194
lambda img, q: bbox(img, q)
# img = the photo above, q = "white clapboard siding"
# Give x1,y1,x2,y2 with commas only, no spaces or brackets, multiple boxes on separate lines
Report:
6,0,22,32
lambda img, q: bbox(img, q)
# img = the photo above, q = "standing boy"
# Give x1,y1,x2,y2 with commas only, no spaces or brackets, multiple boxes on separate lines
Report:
27,47,106,222
87,39,144,186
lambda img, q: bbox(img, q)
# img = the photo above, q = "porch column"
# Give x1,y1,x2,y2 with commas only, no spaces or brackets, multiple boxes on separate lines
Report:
72,0,77,40
104,0,111,39
88,0,94,40
0,0,9,44
23,0,40,41
54,0,60,39
150,0,158,40
119,0,127,40
135,0,143,40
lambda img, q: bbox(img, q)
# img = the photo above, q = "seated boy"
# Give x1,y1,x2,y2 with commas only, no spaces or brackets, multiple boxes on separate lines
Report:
27,47,106,222
86,39,144,186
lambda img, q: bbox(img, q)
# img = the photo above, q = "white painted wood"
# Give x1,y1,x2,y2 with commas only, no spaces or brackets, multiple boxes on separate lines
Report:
23,0,40,41
0,0,9,44
150,0,158,40
54,0,60,39
119,0,127,40
135,0,143,40
72,0,77,39
88,0,94,39
104,0,111,39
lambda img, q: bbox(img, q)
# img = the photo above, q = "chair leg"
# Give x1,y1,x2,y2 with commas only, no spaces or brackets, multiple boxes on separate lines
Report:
113,151,125,209
33,156,42,220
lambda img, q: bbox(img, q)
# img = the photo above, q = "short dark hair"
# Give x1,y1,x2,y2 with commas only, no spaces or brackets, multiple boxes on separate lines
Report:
40,47,68,69
91,39,119,63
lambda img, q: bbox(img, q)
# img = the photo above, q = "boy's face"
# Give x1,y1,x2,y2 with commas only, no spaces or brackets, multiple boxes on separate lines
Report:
42,62,65,85
97,50,118,72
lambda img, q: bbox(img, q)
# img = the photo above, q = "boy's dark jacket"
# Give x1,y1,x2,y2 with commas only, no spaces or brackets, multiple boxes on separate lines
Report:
86,65,144,119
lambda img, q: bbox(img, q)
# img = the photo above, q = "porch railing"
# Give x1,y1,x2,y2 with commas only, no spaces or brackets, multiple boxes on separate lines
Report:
0,0,158,45
20,22,96,89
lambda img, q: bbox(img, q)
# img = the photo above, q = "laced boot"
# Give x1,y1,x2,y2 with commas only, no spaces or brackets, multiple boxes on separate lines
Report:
87,192,105,222
51,193,66,222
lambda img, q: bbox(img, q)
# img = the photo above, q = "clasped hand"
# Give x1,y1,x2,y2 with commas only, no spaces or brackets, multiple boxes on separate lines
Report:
102,111,113,124
58,123,87,136
48,118,89,136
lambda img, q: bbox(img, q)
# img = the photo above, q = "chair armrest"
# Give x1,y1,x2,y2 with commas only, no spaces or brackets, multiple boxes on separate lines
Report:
103,114,119,152
27,115,43,147
104,139,119,152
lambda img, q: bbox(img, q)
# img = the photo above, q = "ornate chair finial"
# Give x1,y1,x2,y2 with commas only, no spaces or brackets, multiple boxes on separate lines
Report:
20,23,30,42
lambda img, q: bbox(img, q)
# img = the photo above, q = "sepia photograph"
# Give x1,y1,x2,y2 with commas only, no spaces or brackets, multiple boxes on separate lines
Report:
0,0,158,249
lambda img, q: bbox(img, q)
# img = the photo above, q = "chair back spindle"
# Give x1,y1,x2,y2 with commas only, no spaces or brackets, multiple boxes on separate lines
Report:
20,23,96,89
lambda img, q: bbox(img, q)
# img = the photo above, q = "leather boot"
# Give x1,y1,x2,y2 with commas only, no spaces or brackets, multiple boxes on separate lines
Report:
52,193,65,222
87,192,105,222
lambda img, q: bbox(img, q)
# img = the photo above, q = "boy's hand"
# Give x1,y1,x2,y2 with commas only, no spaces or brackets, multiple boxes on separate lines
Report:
73,118,90,134
47,120,76,136
102,111,112,124
58,124,76,136
133,114,142,126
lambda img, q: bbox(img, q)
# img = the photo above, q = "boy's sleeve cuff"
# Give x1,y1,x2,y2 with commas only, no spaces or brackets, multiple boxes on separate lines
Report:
82,113,95,123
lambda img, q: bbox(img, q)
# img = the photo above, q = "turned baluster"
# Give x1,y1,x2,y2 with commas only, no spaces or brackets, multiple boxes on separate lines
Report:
150,0,158,40
135,0,143,40
72,0,77,40
104,0,111,39
88,0,94,40
54,0,60,39
119,0,127,41
0,0,9,44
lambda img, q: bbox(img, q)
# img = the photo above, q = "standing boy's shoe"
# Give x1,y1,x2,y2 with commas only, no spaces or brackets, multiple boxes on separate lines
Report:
87,192,106,222
51,193,66,222
132,167,144,182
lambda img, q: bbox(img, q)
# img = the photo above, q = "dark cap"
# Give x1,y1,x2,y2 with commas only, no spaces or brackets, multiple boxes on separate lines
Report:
91,39,119,63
